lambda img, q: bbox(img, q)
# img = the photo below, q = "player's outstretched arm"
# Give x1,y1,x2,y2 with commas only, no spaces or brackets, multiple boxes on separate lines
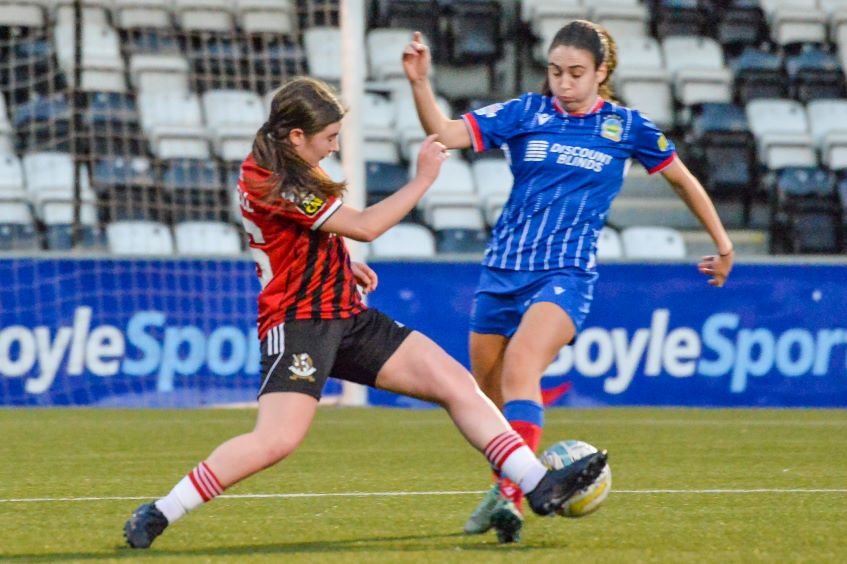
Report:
319,135,448,242
403,31,471,150
660,157,734,287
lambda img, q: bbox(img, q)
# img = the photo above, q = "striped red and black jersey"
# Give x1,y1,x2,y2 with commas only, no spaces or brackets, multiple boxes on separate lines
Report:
237,153,366,339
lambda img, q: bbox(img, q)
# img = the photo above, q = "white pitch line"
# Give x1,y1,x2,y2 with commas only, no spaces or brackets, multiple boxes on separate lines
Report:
1,489,845,504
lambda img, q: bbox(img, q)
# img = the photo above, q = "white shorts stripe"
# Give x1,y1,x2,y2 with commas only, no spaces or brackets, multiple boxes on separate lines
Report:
259,323,286,396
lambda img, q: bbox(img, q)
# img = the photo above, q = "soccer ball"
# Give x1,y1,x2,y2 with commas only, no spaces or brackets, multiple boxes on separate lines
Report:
539,439,611,517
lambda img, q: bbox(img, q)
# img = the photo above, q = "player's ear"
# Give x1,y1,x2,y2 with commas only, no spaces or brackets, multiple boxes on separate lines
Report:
596,63,608,88
288,128,306,147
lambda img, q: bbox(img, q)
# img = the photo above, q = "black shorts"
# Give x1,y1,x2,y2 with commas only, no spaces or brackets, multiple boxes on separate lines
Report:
258,308,413,400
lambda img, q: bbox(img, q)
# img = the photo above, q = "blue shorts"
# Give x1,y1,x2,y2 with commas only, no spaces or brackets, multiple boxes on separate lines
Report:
470,267,598,339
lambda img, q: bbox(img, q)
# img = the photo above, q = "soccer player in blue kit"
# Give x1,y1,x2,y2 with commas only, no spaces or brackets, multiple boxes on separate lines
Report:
403,21,735,543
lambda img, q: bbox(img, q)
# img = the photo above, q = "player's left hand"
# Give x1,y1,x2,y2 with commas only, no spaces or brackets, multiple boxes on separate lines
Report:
351,261,378,294
698,250,733,287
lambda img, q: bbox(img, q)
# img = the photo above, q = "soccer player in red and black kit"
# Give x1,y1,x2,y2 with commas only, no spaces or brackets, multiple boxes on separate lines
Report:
123,76,608,549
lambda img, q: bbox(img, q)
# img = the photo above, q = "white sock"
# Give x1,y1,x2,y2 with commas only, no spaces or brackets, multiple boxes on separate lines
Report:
483,430,547,493
154,462,224,524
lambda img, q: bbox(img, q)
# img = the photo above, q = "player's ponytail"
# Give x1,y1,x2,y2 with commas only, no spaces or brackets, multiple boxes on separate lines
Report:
540,20,619,104
251,77,347,204
596,24,618,103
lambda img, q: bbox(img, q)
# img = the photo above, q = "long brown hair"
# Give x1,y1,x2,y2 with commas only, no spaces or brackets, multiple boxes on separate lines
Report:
251,76,347,204
540,20,619,104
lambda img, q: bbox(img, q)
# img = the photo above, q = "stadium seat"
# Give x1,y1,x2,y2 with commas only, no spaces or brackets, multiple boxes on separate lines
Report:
614,36,673,129
525,0,588,64
174,220,243,255
430,203,488,254
394,91,452,159
0,153,25,200
173,0,233,32
785,45,846,103
0,202,39,251
21,152,98,224
361,91,397,155
366,161,408,203
367,28,418,82
712,0,768,56
160,158,226,222
372,0,441,61
771,166,843,253
806,99,847,170
54,1,111,28
303,26,341,83
687,103,758,223
184,32,246,91
113,0,172,29
609,196,701,229
762,0,827,46
369,222,436,258
42,200,102,250
243,36,306,94
471,158,512,226
129,54,191,95
596,226,624,259
662,36,733,107
106,220,175,255
590,0,649,40
92,156,163,221
745,98,817,169
12,93,71,153
651,0,708,39
138,91,210,159
54,23,126,92
235,0,295,35
730,47,787,104
621,225,687,258
201,89,265,161
81,91,147,156
444,0,502,65
3,33,67,106
0,0,44,29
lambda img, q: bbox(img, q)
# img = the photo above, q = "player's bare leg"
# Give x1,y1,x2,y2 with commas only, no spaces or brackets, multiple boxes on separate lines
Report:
375,331,607,543
124,393,318,548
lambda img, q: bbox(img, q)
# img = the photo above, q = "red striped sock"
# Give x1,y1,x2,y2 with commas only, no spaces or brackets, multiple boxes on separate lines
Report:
155,461,225,523
500,421,544,510
188,461,224,502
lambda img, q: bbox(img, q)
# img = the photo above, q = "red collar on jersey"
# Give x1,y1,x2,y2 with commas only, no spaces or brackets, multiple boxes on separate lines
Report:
553,96,604,116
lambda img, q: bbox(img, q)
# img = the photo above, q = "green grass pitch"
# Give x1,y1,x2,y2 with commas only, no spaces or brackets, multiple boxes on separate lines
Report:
1,407,845,563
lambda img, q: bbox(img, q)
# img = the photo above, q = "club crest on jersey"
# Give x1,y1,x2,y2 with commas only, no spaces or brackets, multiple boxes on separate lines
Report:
289,353,317,381
657,134,669,151
600,116,622,142
297,193,326,217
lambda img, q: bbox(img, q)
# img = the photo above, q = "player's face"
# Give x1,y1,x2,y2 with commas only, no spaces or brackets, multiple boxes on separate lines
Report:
294,121,342,166
547,45,608,114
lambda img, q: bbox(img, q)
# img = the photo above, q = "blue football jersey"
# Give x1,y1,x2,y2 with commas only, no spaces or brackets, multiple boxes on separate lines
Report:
463,94,676,271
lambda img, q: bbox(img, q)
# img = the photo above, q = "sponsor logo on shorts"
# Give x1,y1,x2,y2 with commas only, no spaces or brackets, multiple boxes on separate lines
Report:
289,353,317,381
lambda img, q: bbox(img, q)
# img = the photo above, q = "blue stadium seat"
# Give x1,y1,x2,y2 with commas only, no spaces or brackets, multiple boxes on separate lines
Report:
650,0,706,39
731,47,787,104
444,0,502,65
92,156,162,221
771,167,843,253
785,46,846,103
11,93,71,152
184,33,247,91
82,92,147,156
688,103,758,223
366,161,409,202
435,228,488,254
710,0,767,56
373,0,441,61
160,158,226,222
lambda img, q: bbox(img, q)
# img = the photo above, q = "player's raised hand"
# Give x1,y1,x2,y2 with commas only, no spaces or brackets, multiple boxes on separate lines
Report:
698,249,734,287
415,134,449,184
351,261,378,294
402,31,431,83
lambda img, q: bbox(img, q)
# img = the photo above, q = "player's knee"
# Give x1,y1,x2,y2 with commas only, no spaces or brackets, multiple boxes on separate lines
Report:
255,434,299,466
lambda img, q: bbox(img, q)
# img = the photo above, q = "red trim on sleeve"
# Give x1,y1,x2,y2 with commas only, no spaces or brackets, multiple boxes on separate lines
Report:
648,152,677,174
462,113,485,152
